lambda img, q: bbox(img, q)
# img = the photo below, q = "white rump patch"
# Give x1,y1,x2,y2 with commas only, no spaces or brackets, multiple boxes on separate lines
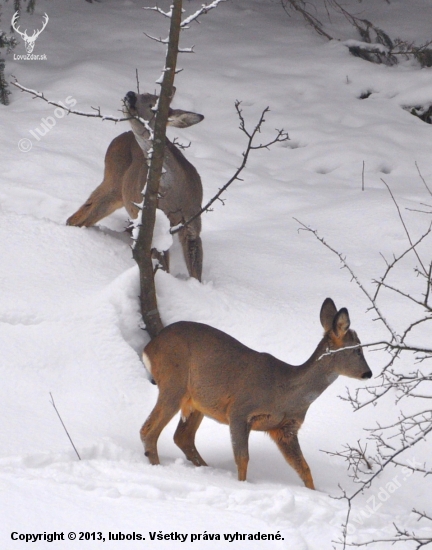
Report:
142,351,152,375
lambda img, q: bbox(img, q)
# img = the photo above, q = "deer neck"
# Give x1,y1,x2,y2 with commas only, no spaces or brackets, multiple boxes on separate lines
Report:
132,129,175,175
132,131,153,158
285,338,339,407
130,127,181,192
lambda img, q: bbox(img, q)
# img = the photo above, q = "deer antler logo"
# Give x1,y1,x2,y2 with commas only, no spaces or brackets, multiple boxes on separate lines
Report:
11,12,49,54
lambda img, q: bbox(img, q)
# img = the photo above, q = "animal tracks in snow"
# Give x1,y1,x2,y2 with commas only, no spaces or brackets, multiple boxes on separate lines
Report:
0,440,345,535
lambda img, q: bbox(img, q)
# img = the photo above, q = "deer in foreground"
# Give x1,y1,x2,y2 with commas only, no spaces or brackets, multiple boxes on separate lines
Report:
67,91,204,281
140,298,372,489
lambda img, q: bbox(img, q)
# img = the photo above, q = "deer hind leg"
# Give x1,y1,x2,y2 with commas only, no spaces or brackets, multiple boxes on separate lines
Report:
229,417,251,481
173,409,207,466
67,186,123,227
140,392,183,466
269,426,315,490
178,222,203,282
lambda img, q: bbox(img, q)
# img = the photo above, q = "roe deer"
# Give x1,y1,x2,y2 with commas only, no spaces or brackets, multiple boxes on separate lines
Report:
67,90,204,281
140,298,372,489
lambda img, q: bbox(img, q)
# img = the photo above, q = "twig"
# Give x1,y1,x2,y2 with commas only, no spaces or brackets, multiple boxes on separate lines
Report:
321,439,373,480
145,0,226,46
381,178,428,276
294,218,400,342
171,101,289,234
372,279,432,312
49,392,81,461
180,0,227,28
280,0,333,40
11,78,129,122
12,78,154,135
143,5,172,18
135,68,140,94
416,161,432,198
296,188,432,549
143,32,169,45
373,226,431,303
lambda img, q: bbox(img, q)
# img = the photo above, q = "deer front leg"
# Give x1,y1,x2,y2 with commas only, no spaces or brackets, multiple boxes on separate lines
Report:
269,425,315,490
229,418,251,481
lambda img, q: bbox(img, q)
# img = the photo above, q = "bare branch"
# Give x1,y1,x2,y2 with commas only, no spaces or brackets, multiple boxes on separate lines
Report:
321,440,373,481
373,226,432,303
416,162,432,198
298,185,432,549
381,178,428,276
294,218,400,342
181,0,227,28
171,101,289,235
143,6,172,18
280,0,333,41
11,78,129,122
143,32,169,44
372,279,432,312
135,68,140,94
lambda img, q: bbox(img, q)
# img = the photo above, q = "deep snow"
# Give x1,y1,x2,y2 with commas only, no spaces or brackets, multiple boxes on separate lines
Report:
1,0,432,548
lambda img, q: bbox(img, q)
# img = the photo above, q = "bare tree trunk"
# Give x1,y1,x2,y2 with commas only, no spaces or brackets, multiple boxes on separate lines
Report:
132,0,183,339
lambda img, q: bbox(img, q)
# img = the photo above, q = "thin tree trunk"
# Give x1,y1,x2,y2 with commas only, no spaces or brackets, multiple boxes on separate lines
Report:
133,0,183,339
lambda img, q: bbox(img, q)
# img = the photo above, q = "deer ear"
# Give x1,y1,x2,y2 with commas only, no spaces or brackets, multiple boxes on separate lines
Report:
320,298,338,331
332,308,350,337
168,109,204,128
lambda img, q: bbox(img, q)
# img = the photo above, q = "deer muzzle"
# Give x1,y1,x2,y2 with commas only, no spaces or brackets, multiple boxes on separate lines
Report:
361,370,372,379
125,91,137,110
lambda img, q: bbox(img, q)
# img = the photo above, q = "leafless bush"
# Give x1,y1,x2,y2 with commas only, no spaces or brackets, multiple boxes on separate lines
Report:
297,174,432,548
280,0,432,67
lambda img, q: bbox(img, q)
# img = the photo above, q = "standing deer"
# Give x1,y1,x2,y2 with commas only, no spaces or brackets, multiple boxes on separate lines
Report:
140,298,372,489
67,91,204,281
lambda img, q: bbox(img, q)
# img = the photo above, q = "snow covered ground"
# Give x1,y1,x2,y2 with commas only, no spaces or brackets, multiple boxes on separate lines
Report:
1,0,431,548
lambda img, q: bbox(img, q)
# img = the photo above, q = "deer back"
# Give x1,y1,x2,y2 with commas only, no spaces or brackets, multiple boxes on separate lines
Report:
99,129,203,228
157,138,203,228
145,321,281,426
